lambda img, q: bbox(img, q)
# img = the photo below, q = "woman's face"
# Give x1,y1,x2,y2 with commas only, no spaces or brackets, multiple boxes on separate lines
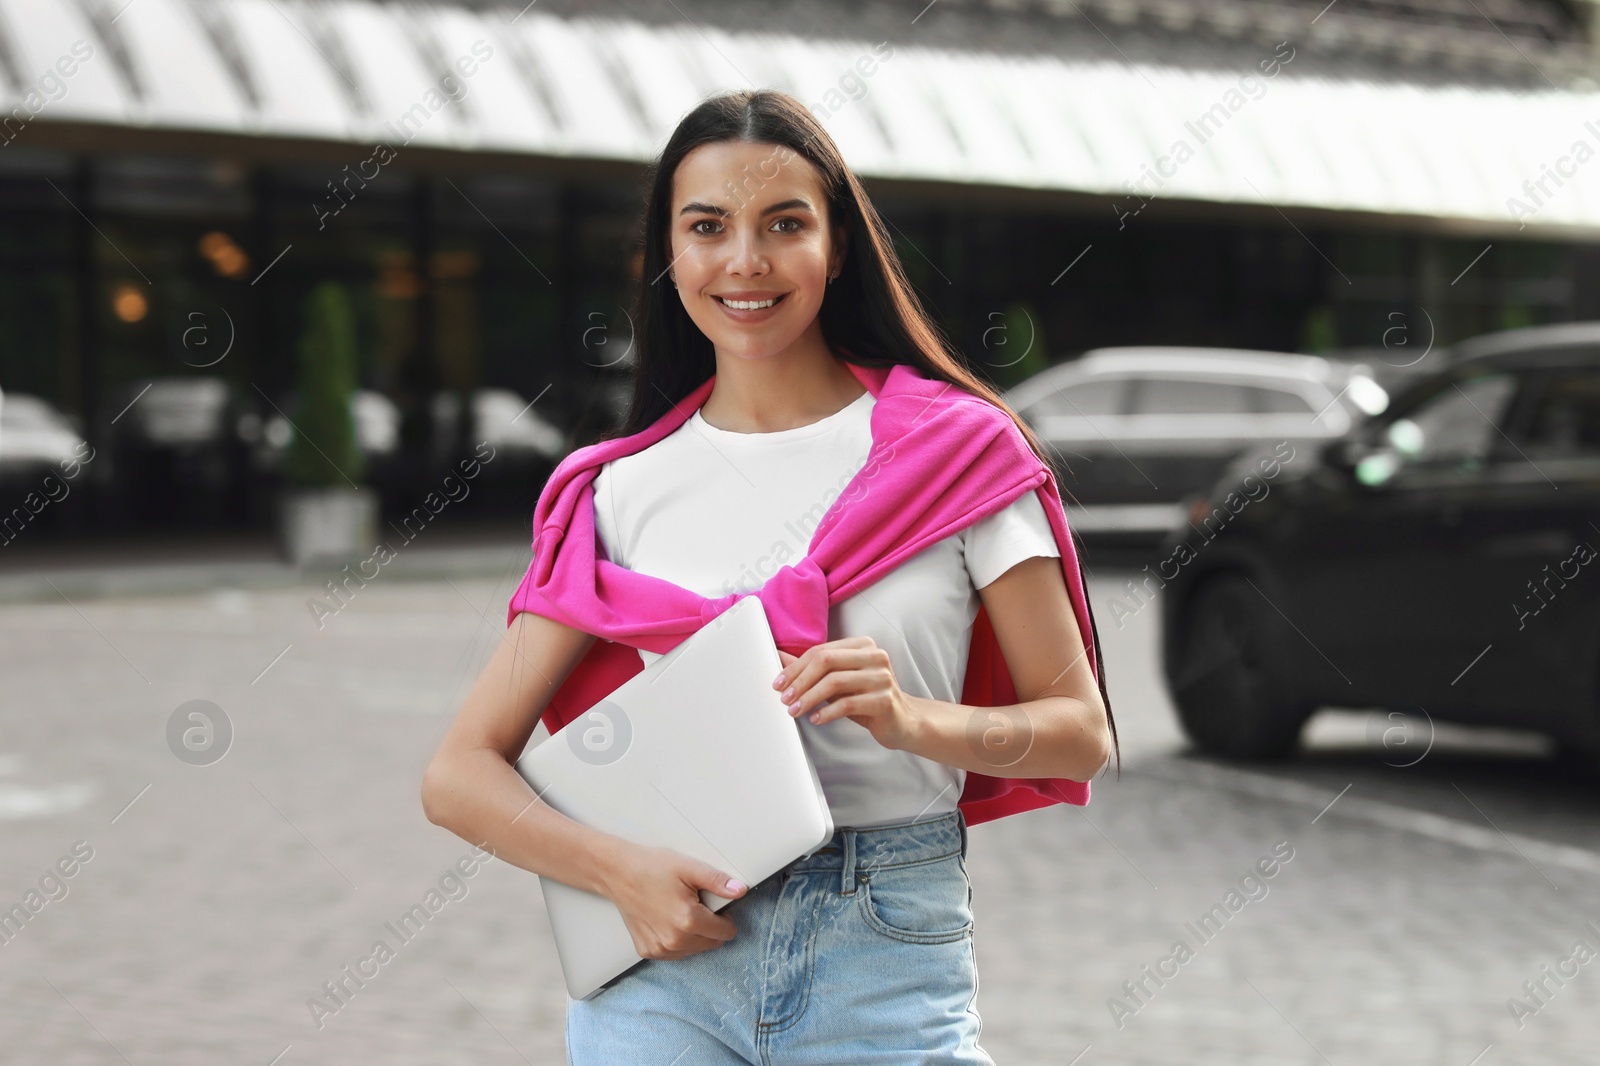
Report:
667,139,845,361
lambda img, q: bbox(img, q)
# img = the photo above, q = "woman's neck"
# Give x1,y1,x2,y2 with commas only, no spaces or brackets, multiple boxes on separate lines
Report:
698,334,866,434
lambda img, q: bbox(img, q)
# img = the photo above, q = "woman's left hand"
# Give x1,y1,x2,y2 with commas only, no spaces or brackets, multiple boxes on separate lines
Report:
773,636,916,751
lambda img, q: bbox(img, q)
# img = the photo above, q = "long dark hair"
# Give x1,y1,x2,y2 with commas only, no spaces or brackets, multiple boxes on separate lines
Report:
603,88,1117,779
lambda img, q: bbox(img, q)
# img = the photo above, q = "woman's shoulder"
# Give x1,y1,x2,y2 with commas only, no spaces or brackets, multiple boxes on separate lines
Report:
962,487,1062,589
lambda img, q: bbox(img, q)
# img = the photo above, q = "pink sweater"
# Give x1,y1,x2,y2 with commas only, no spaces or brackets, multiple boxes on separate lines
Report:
507,358,1106,826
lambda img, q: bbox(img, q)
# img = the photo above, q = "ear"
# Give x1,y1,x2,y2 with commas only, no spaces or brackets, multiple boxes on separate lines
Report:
830,222,848,277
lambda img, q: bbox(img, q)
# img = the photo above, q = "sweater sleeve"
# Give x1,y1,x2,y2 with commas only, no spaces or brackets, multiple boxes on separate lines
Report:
962,488,1061,590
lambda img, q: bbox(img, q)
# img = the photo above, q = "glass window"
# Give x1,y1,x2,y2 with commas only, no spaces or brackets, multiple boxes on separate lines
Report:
1025,377,1127,419
1247,385,1316,414
1520,370,1600,459
1131,377,1252,414
1382,372,1518,467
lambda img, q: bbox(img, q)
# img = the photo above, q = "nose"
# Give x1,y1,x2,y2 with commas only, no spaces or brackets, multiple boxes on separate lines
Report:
726,223,769,276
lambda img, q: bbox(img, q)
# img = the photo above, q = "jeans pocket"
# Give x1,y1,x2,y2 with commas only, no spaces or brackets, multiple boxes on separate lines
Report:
857,852,973,944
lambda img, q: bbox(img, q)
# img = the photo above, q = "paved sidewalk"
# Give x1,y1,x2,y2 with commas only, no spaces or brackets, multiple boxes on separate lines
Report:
4,543,1599,1063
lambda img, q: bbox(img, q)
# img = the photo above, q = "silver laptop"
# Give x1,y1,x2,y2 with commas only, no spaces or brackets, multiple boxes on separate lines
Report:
515,594,835,1000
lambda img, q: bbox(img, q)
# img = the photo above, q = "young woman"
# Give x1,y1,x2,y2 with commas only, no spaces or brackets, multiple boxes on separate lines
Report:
422,89,1118,1064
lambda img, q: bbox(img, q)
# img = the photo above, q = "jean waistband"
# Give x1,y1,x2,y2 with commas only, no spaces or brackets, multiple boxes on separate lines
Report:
785,808,966,891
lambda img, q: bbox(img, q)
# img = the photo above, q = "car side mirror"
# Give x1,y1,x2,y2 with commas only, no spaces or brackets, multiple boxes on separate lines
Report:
1323,434,1409,488
1318,435,1408,486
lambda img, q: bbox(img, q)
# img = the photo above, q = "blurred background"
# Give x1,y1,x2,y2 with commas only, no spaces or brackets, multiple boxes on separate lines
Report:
3,0,1600,1063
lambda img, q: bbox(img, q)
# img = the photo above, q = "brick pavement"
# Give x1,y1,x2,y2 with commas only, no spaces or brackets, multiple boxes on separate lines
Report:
1,573,1597,1064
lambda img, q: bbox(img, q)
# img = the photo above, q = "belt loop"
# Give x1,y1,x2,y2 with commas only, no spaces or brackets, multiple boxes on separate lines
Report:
958,809,968,860
841,827,857,895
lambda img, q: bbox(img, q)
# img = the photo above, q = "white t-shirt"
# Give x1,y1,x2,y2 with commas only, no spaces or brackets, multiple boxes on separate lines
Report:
591,386,1061,828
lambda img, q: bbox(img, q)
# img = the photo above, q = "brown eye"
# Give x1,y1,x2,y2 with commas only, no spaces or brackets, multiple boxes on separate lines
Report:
772,218,801,233
691,219,720,236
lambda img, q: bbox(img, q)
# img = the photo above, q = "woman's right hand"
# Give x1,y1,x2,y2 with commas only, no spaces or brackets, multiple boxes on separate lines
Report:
603,842,749,960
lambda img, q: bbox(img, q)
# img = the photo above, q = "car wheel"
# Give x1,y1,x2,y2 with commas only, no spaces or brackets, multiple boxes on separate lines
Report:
1170,573,1314,760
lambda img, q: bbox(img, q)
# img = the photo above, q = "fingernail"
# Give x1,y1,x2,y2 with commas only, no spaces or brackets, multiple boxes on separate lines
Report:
726,878,745,892
782,687,795,702
773,673,785,689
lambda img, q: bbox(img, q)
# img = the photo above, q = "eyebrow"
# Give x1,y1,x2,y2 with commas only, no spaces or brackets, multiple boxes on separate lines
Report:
678,197,815,218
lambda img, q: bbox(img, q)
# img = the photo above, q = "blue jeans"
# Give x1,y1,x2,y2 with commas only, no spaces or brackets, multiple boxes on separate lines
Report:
565,808,994,1065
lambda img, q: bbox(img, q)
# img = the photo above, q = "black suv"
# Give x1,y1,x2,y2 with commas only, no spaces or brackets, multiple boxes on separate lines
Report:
1157,322,1600,761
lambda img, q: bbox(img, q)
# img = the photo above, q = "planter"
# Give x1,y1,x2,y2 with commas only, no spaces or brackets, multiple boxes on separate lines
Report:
275,485,379,568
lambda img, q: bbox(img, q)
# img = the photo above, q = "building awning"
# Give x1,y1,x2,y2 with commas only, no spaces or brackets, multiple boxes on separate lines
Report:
1,0,1595,236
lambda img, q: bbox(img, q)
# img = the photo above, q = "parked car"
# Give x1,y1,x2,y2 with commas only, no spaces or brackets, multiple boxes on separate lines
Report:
253,388,403,469
428,387,567,466
425,387,569,511
256,387,565,468
0,390,94,534
1003,347,1388,543
252,386,568,515
0,390,89,488
103,376,247,525
1157,322,1600,762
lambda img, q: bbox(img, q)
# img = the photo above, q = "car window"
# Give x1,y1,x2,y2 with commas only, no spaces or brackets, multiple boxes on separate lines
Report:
1245,385,1316,414
1131,377,1252,415
1380,371,1518,468
1518,370,1600,460
1025,377,1127,419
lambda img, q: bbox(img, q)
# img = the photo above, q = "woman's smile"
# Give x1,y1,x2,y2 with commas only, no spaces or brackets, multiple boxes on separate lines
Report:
712,291,790,322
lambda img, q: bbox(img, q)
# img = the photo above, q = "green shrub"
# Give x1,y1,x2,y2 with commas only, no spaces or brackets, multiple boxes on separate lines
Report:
285,280,365,488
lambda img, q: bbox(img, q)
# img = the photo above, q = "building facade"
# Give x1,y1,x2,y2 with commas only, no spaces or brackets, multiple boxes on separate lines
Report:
1,0,1597,533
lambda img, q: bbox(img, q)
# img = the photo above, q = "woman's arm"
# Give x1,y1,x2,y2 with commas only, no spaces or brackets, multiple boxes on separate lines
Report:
900,554,1112,782
776,555,1112,781
419,611,628,894
421,611,751,960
